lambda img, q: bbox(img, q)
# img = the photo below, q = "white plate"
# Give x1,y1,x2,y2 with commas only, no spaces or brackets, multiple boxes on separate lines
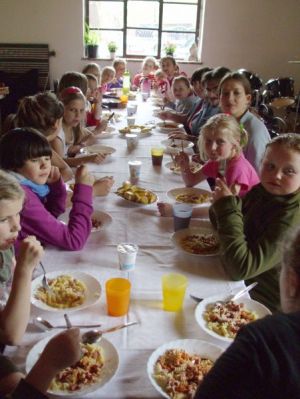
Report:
164,161,181,175
156,121,184,133
166,187,211,205
96,127,117,139
171,226,219,257
31,271,101,313
91,210,112,232
26,334,119,398
195,295,272,343
165,161,202,175
85,145,116,155
147,339,224,399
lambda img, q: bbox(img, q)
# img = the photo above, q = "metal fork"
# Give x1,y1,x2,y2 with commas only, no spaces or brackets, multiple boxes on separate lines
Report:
40,262,51,292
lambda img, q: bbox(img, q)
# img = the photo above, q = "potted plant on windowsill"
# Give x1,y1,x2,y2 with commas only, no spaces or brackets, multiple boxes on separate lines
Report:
108,41,117,60
164,42,176,57
84,23,100,59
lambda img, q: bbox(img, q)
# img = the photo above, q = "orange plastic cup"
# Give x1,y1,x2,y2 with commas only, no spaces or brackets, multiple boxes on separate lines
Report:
106,278,131,316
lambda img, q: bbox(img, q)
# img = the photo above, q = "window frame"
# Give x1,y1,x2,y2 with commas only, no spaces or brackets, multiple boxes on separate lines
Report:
85,0,202,59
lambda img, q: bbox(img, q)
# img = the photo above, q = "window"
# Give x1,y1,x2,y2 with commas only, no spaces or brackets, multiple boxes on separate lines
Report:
85,0,202,59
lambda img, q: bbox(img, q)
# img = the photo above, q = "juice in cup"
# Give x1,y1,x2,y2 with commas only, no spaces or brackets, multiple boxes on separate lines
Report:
106,277,131,316
162,273,187,311
151,148,164,166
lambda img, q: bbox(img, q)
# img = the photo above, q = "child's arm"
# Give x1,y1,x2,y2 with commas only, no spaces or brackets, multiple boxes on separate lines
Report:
50,150,73,182
0,237,43,345
23,328,81,395
175,152,205,187
20,166,94,251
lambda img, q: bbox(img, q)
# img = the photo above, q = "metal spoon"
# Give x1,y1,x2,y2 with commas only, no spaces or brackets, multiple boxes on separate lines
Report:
81,321,138,344
33,317,102,331
190,282,258,303
40,262,51,292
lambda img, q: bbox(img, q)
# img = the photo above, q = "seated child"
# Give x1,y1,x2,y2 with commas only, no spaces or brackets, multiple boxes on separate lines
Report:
0,170,43,394
175,114,259,195
153,69,169,98
82,62,101,83
170,76,198,114
16,92,114,197
84,73,102,126
107,58,127,90
0,128,95,251
100,66,115,93
132,56,157,89
57,71,107,134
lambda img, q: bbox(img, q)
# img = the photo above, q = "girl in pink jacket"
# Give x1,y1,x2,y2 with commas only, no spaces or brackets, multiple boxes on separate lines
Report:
0,128,94,251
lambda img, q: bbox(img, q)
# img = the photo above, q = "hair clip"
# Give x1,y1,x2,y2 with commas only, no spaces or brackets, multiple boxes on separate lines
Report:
61,86,83,96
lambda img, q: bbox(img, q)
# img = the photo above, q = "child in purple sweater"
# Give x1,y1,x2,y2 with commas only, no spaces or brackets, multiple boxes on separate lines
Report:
0,128,94,251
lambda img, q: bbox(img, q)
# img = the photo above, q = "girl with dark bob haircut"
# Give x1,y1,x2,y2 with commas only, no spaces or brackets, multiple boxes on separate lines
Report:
0,128,94,251
0,128,52,170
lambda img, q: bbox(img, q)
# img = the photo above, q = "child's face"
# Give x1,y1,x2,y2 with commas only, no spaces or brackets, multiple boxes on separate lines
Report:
87,80,98,99
86,67,100,83
143,60,155,75
192,80,205,98
260,145,300,196
115,63,126,78
220,80,251,118
205,79,220,107
204,131,236,161
17,156,51,185
161,59,176,77
173,81,190,100
102,71,114,84
0,198,23,250
64,99,86,127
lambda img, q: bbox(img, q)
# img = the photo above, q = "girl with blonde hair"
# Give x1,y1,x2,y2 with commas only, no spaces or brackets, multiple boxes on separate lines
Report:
177,113,259,196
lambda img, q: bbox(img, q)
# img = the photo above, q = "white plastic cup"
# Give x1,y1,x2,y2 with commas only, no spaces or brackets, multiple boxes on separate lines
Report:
117,243,139,271
128,160,142,181
127,116,136,126
141,92,149,102
173,203,193,231
130,102,138,113
127,105,136,116
126,133,138,150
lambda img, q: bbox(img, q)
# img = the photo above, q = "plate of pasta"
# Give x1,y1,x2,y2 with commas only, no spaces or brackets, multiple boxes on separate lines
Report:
195,295,272,343
167,187,212,205
31,271,101,313
26,333,119,397
171,227,220,257
147,339,223,399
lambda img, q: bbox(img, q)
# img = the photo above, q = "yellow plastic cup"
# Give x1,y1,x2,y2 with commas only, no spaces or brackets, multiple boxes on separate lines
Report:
162,273,188,311
106,278,131,316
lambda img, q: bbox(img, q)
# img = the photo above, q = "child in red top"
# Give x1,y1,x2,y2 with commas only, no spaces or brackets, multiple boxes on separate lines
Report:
132,56,157,89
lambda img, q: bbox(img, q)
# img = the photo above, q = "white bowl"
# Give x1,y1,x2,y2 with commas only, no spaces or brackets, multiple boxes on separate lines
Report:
171,226,219,257
166,187,211,205
156,121,184,133
195,295,272,343
147,339,224,399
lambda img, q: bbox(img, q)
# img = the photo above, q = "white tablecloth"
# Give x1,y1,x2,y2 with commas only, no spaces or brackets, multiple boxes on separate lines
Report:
5,96,245,398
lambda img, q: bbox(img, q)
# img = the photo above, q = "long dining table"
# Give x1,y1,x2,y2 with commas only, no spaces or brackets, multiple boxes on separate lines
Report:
5,94,245,398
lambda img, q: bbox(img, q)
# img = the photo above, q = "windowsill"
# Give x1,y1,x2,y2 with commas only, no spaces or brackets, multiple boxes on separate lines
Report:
82,57,202,64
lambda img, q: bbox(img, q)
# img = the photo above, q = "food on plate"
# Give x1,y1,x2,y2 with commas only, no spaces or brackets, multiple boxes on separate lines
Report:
204,300,258,339
116,181,157,204
153,348,214,399
170,162,202,174
91,217,102,229
119,124,153,134
35,275,87,308
180,233,219,255
175,193,211,204
50,343,104,392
